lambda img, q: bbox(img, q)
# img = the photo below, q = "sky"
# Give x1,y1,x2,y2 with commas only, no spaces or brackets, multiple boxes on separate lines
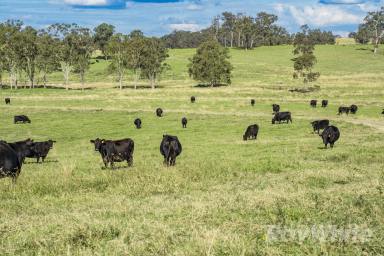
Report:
0,0,383,37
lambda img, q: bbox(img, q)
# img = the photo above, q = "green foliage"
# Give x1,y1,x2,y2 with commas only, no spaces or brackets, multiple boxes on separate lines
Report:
93,23,115,59
359,7,384,54
292,25,320,84
188,40,233,86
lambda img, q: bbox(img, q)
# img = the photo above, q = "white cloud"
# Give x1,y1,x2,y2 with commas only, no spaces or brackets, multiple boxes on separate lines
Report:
64,0,109,6
169,23,200,32
281,5,363,26
186,4,203,11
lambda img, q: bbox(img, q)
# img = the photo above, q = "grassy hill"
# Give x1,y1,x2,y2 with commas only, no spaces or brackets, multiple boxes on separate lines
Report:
0,45,383,255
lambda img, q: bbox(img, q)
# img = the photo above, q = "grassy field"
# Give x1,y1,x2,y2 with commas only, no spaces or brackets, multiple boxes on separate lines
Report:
0,45,383,255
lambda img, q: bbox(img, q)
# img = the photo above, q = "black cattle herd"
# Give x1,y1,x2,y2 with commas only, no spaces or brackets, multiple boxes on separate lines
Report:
1,96,383,183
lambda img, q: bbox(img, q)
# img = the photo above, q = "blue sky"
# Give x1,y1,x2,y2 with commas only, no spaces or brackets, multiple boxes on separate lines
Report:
0,0,383,36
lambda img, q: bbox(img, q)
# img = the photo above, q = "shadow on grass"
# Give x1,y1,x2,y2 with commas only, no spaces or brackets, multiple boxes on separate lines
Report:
193,83,229,88
0,85,94,90
24,160,59,164
113,85,165,89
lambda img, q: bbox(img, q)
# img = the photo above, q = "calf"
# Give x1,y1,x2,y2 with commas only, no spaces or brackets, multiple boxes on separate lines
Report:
311,120,330,134
338,106,350,115
181,117,187,128
322,100,328,108
90,138,134,168
310,100,317,108
272,112,292,124
134,118,142,129
160,135,182,166
243,124,259,141
29,140,56,163
191,96,196,103
272,104,280,113
14,115,31,124
350,104,358,114
156,108,163,117
251,99,255,106
0,142,22,183
320,126,340,148
5,98,10,105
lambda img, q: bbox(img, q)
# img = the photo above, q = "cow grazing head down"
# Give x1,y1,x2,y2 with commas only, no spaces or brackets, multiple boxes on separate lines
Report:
160,135,182,166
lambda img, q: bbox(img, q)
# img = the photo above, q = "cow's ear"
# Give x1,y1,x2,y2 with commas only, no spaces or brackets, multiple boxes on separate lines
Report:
52,140,56,143
90,140,95,143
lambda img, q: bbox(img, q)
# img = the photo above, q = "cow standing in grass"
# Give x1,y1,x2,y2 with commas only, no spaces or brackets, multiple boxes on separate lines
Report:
134,118,142,129
350,104,358,114
181,117,187,128
272,112,292,124
90,138,134,168
0,142,22,183
320,126,340,148
251,99,255,106
156,108,163,117
29,140,56,163
243,124,259,141
14,115,31,124
191,96,196,103
311,120,330,134
272,104,280,113
338,107,350,115
160,135,182,166
322,100,328,108
310,100,317,108
5,98,10,105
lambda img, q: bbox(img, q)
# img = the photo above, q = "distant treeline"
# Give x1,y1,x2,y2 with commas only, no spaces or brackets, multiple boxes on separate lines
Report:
161,12,335,49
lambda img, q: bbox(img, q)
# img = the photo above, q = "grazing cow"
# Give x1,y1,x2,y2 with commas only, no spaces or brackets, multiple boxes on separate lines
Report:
191,96,196,103
5,98,10,105
7,139,35,164
322,100,328,108
251,99,255,106
272,104,280,113
134,118,142,129
156,108,163,117
382,109,384,115
181,117,187,128
311,119,330,134
350,104,358,114
338,106,350,115
272,112,292,124
90,138,134,168
14,115,31,124
243,124,259,141
320,126,340,148
29,140,56,163
310,100,317,108
160,135,182,166
0,142,22,183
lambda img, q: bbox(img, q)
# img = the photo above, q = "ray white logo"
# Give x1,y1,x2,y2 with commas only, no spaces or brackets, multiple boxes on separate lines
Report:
266,225,373,244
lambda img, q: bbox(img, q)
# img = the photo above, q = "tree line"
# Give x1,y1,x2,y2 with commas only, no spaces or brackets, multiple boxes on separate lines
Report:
0,21,168,89
162,11,335,49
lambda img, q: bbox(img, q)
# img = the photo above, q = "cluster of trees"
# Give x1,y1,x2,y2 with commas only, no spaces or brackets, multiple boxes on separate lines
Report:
0,21,168,89
162,12,336,49
353,6,384,54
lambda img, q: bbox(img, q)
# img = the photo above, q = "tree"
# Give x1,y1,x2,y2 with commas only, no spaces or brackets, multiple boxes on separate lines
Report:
36,31,60,88
292,25,320,84
361,7,384,54
72,27,94,90
140,38,169,89
17,26,38,88
188,40,233,87
106,33,129,89
93,23,115,60
127,36,146,89
221,12,237,47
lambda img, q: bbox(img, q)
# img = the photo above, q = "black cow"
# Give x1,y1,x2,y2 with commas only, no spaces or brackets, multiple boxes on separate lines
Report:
191,96,196,103
14,115,31,124
320,126,340,148
272,104,280,113
251,99,255,106
7,139,35,164
272,112,292,124
310,100,317,108
322,100,328,108
350,104,358,114
90,138,134,168
134,118,142,129
338,106,350,115
0,142,22,183
160,135,182,166
382,109,384,114
311,119,330,134
156,108,163,117
29,140,56,163
243,124,259,141
182,117,187,128
5,98,10,105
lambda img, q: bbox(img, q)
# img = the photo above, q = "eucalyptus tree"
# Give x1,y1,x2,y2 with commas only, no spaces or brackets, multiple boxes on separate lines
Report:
17,26,38,88
36,31,60,87
361,7,384,54
127,35,146,89
93,23,115,60
106,33,129,89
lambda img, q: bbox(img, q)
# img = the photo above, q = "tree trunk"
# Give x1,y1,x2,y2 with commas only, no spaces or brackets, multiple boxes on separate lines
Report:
134,69,139,90
43,72,47,89
230,31,234,48
150,74,155,89
119,72,123,90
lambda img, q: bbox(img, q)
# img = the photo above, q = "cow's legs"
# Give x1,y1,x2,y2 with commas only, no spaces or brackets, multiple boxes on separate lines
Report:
42,156,46,163
127,155,133,167
36,157,40,163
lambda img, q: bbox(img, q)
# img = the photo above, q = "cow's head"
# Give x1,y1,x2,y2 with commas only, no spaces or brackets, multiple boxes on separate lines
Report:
47,140,56,149
90,138,104,151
